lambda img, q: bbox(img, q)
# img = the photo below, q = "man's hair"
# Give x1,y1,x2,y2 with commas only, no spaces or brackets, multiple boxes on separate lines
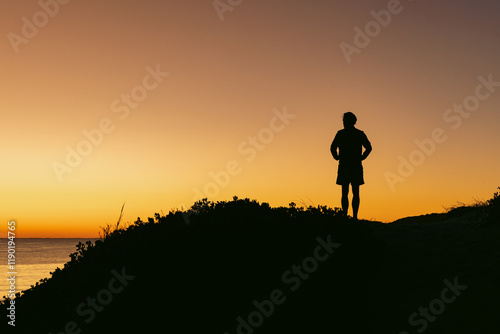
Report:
343,112,357,126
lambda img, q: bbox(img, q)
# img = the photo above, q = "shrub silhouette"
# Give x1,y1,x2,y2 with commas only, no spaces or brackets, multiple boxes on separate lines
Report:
2,189,499,333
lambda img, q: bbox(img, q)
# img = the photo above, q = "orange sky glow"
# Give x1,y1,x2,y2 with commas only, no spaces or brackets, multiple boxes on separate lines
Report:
1,0,499,237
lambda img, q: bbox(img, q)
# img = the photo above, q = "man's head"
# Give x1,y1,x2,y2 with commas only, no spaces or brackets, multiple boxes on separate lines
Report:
343,112,357,129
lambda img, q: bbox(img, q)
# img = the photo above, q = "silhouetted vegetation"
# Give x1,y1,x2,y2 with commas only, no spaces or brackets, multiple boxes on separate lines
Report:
2,190,500,333
480,186,500,226
442,186,500,227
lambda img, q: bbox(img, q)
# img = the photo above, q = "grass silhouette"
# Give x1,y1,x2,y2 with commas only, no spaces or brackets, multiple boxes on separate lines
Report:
2,190,500,333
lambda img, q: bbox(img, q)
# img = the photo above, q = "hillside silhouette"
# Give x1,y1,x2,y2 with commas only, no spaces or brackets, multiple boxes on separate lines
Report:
2,189,500,333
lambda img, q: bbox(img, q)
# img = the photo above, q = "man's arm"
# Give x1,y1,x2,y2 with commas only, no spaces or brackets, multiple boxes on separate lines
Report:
330,133,340,161
361,133,372,161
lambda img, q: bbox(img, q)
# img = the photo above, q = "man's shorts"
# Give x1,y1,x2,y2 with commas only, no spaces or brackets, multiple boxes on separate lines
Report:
336,162,364,186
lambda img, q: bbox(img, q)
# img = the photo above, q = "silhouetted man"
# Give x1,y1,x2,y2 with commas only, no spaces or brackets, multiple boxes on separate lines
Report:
330,112,372,220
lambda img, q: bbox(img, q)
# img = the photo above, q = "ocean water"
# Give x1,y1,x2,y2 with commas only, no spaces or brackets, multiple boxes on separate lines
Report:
0,238,97,299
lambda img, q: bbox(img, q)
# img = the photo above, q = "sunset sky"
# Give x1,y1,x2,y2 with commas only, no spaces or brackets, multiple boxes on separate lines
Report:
1,0,499,237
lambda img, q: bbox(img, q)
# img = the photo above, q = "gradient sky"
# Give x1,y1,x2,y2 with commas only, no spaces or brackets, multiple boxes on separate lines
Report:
1,0,499,237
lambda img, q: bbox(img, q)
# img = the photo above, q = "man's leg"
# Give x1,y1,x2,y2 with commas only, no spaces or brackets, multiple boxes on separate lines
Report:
341,184,349,217
352,184,360,220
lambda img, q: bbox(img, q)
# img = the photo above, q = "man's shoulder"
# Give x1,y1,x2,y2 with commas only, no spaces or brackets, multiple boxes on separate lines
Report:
339,128,366,136
333,129,344,139
352,128,368,138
